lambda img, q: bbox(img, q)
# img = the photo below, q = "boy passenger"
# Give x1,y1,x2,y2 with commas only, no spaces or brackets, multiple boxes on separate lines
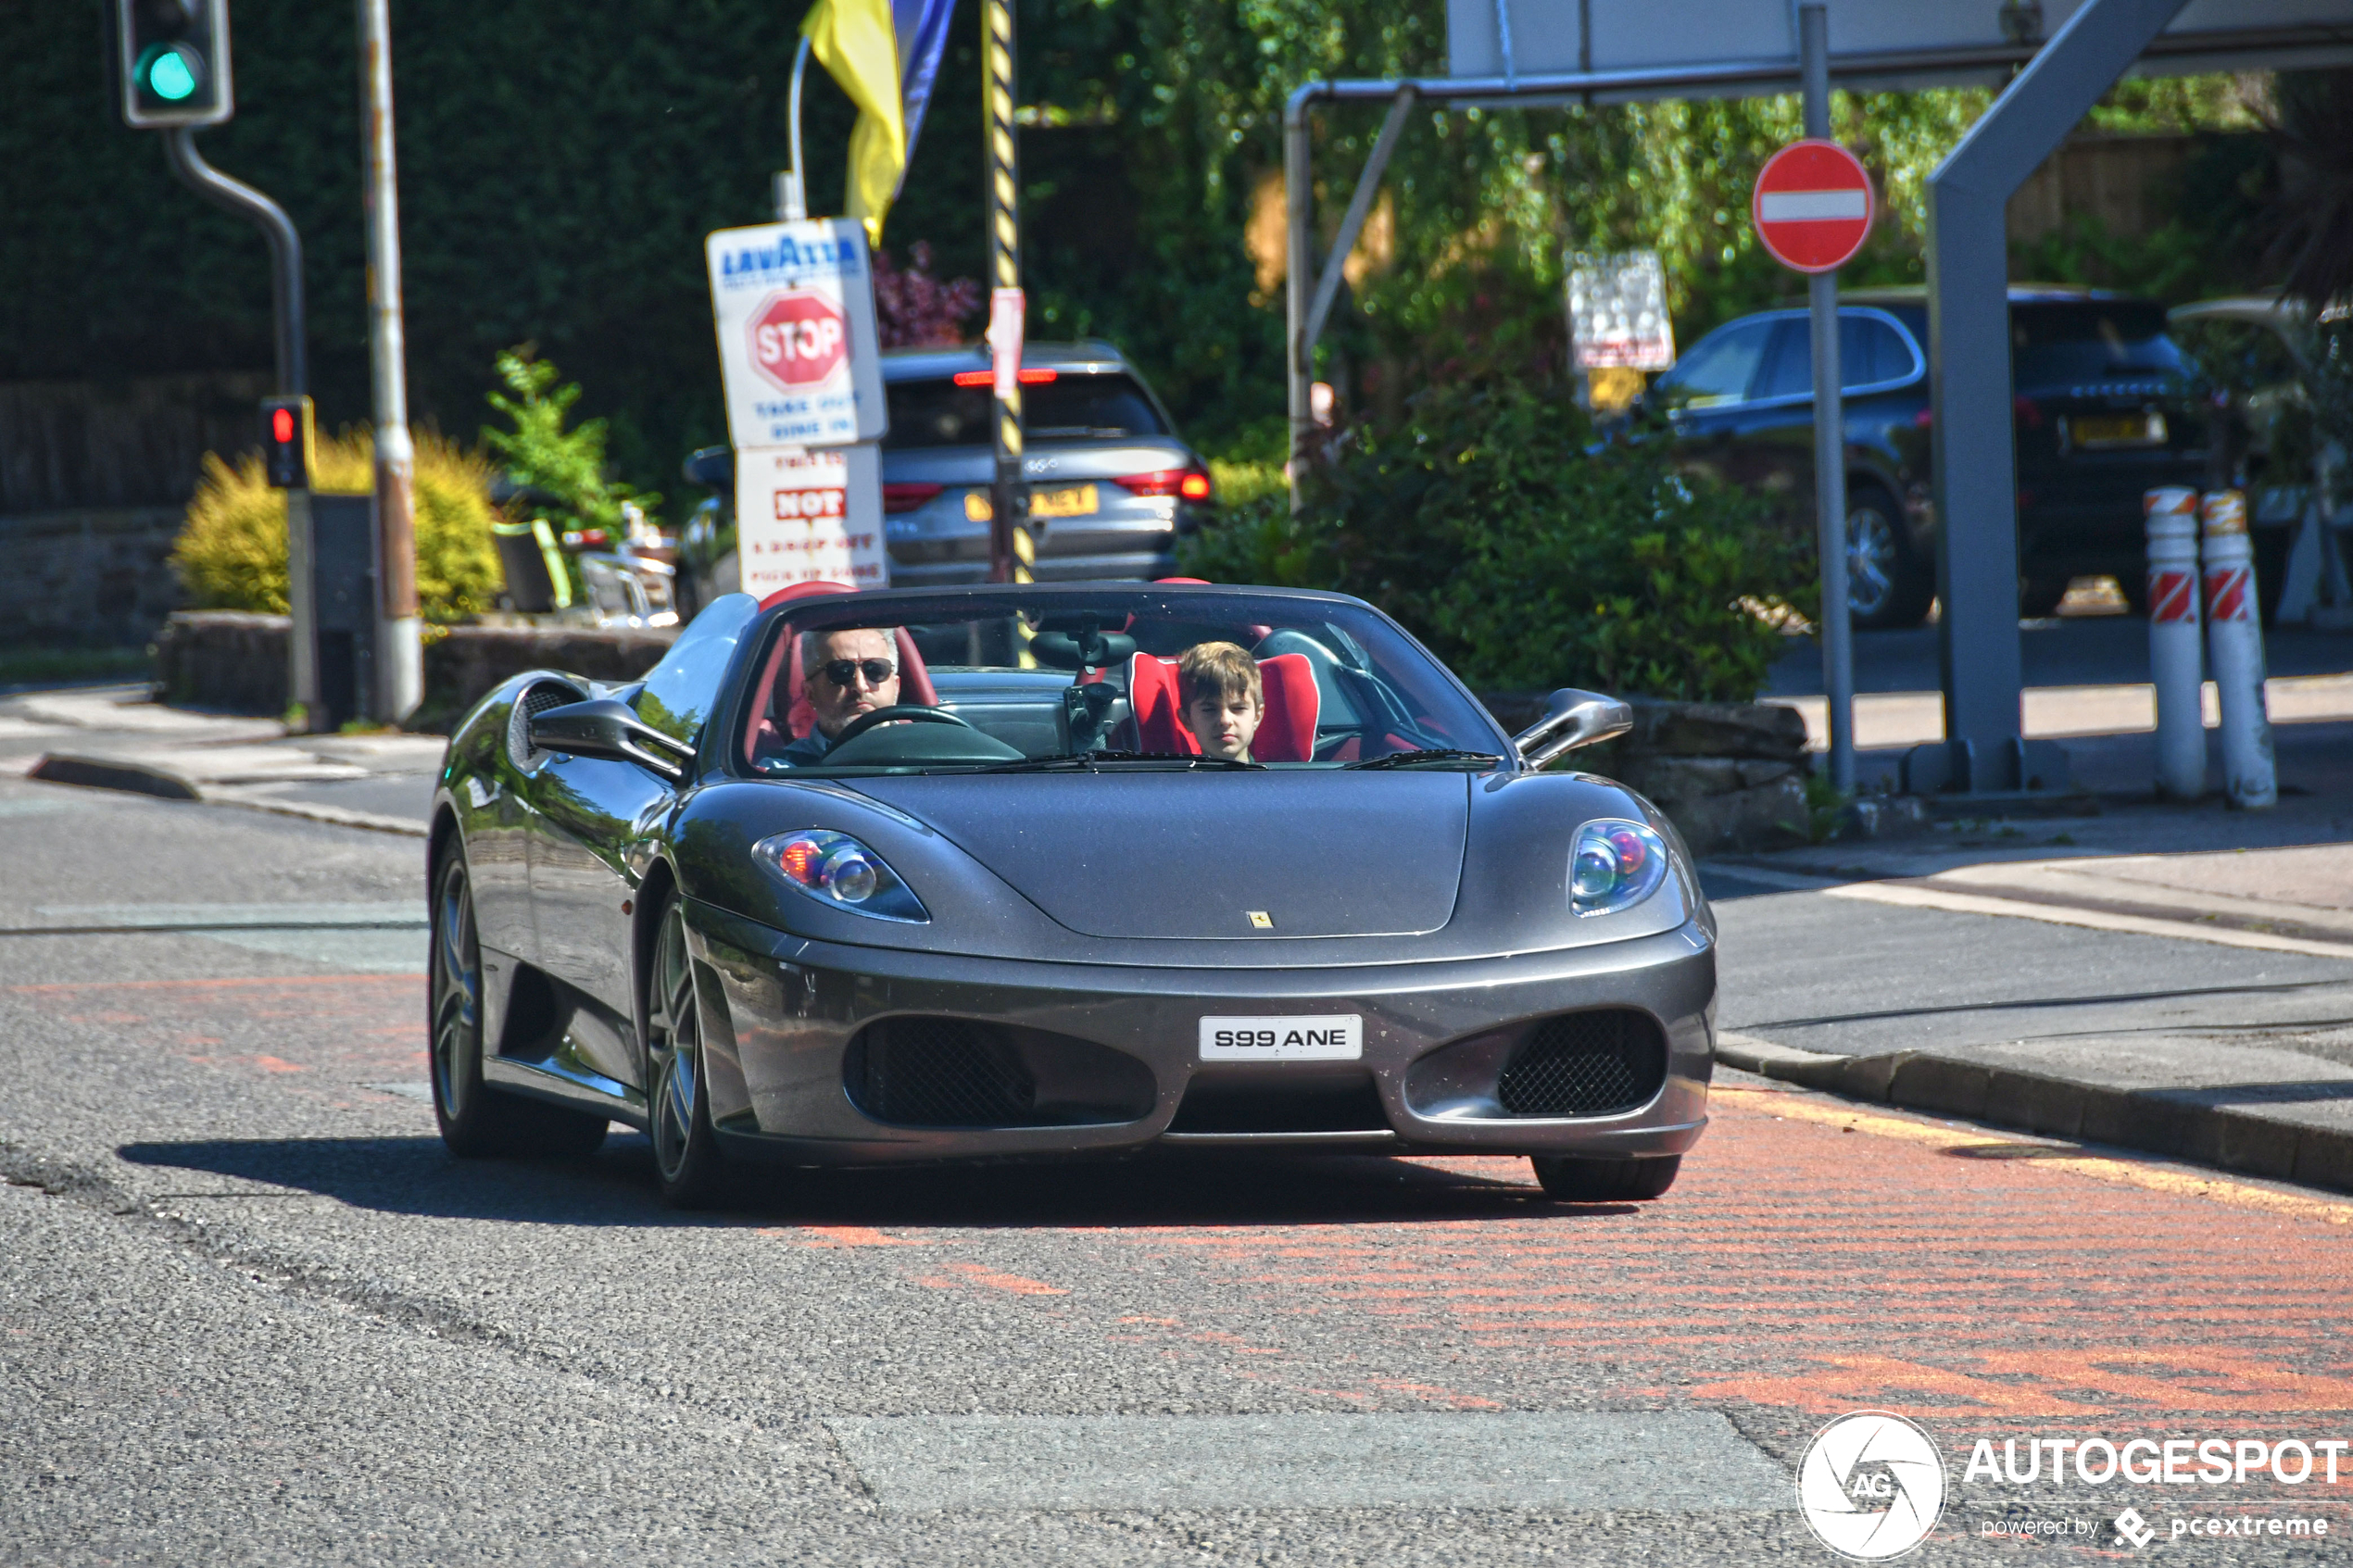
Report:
1177,641,1263,762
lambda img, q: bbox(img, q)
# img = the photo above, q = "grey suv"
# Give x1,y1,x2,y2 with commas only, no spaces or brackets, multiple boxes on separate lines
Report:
879,341,1212,585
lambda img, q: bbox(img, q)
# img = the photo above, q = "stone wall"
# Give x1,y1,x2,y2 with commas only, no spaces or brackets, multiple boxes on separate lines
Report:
153,612,680,730
1481,693,1812,856
0,507,187,647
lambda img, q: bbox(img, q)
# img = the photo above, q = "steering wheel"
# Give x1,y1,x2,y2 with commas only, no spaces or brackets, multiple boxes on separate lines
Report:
825,705,974,748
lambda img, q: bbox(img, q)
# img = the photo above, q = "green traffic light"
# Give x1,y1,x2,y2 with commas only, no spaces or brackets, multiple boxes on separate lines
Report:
138,44,199,102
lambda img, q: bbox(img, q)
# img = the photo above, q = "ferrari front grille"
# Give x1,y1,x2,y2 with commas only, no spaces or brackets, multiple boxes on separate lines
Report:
846,1017,1036,1127
1496,1010,1667,1117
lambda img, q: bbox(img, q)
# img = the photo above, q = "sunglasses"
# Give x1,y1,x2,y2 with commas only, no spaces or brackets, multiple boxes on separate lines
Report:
820,658,897,687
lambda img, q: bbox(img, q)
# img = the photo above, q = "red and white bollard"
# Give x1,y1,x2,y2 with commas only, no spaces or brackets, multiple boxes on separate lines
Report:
2144,487,2205,801
2200,489,2277,809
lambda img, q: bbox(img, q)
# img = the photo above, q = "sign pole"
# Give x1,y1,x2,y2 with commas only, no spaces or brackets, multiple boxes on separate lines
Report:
1798,2,1855,793
982,0,1028,586
359,0,421,723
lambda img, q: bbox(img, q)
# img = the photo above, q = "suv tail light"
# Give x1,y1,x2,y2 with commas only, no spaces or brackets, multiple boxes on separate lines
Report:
882,483,942,513
1118,468,1214,502
950,369,1059,386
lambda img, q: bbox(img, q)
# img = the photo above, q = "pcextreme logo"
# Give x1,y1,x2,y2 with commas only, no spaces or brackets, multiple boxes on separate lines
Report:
1797,1411,1948,1560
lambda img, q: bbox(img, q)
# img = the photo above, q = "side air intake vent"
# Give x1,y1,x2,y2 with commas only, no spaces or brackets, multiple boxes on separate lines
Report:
510,679,585,771
1496,1010,1667,1117
846,1018,1037,1126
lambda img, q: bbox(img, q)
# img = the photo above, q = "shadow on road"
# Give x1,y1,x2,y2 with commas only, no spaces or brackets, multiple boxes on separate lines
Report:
116,1134,1637,1228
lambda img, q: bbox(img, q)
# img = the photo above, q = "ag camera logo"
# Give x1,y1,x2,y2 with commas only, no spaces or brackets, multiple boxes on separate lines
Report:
1797,1411,1946,1560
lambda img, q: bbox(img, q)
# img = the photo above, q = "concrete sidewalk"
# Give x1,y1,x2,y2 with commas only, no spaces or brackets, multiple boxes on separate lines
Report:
2,684,438,836
1709,787,2353,1197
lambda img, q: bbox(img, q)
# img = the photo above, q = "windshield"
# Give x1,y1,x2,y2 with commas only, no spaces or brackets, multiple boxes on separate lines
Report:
882,372,1170,449
738,589,1508,776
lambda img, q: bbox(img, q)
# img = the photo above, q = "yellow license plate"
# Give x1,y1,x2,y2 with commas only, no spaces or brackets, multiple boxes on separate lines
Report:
2069,412,2165,448
965,484,1098,521
1033,483,1099,519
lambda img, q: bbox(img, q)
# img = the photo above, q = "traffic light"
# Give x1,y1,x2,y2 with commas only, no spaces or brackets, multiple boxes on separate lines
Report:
111,0,233,129
260,395,313,488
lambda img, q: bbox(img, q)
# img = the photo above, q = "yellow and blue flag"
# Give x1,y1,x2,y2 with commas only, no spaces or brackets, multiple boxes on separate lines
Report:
803,0,959,245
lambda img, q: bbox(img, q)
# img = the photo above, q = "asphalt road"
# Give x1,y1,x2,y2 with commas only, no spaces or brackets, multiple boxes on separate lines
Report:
5,780,2353,1564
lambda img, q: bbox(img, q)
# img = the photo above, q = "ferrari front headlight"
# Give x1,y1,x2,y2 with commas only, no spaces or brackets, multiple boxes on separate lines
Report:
1569,819,1668,918
755,830,928,923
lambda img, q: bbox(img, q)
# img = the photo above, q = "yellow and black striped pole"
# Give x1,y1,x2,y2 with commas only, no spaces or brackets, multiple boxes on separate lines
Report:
983,0,1029,588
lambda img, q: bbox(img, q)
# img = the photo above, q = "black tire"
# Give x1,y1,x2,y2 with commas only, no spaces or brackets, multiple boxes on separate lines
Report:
645,895,730,1209
2020,572,2072,620
1530,1154,1681,1202
1845,485,1933,631
430,854,609,1159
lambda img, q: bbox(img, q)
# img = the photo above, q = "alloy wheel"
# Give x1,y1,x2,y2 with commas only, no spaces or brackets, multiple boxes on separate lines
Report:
648,905,702,1185
431,859,482,1123
1846,502,1899,620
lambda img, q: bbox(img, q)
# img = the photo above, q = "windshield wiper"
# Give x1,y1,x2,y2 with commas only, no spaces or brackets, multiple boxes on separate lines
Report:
1346,748,1504,771
976,750,1262,772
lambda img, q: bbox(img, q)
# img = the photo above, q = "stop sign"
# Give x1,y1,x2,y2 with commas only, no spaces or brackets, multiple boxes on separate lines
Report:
749,291,848,390
1753,140,1875,274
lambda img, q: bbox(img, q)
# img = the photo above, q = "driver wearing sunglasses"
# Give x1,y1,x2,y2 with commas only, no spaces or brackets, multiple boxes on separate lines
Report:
774,627,912,766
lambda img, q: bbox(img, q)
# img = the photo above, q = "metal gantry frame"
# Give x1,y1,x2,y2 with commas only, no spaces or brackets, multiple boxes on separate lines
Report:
1283,16,2353,798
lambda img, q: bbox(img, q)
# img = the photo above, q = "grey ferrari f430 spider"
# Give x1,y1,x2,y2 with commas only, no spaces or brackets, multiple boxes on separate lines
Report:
428,582,1715,1206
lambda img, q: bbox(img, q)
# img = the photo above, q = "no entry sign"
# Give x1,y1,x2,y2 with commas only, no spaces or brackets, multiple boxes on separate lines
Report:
1753,140,1875,274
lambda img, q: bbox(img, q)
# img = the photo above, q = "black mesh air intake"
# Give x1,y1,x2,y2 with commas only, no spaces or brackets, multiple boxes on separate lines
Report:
847,1018,1036,1127
509,680,585,769
1496,1010,1667,1117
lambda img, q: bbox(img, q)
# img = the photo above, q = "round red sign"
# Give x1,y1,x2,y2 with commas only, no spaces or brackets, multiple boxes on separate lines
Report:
1752,140,1876,274
749,291,848,391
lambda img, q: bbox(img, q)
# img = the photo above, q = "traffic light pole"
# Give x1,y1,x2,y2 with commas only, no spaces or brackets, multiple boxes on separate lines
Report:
160,127,319,722
982,0,1028,587
359,0,422,725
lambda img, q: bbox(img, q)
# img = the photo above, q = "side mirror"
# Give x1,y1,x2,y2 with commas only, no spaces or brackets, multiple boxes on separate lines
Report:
683,445,734,491
1513,687,1632,768
528,697,696,783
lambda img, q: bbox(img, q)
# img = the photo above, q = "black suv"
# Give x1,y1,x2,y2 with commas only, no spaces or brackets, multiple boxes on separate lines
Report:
1652,285,2208,628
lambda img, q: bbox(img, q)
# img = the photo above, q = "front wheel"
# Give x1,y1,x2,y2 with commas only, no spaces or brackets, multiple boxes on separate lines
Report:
646,896,730,1208
1530,1154,1681,1202
1846,486,1934,631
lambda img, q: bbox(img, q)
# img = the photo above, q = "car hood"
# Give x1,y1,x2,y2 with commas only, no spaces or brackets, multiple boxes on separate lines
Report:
846,771,1468,940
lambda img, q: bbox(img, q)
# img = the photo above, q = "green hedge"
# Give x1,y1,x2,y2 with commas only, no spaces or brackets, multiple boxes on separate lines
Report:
1181,383,1812,704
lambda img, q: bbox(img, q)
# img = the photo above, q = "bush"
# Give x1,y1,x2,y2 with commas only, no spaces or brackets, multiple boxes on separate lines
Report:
481,347,658,534
173,431,504,623
1177,380,1810,703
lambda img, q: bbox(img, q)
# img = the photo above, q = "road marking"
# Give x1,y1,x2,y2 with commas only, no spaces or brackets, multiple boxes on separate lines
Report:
1714,1086,2353,1227
822,1411,1793,1512
1821,879,2353,960
920,1261,1068,1296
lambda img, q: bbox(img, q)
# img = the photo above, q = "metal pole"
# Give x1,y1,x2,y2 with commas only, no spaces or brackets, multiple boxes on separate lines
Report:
1283,90,1314,513
161,128,317,723
359,0,421,725
983,0,1028,584
1798,5,1854,793
777,37,812,221
1919,0,2189,794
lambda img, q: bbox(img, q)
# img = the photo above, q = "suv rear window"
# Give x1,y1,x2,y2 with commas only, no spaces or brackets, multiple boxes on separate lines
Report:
2012,303,2186,386
883,372,1170,449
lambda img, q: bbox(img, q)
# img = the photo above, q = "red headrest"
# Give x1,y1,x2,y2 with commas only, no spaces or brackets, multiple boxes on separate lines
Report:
1126,651,1319,762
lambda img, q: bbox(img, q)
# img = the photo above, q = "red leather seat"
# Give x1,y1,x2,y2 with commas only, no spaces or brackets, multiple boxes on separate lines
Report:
749,582,938,753
1126,652,1319,761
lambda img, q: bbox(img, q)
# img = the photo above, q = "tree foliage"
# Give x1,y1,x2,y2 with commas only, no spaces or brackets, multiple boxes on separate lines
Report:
481,348,657,533
1182,381,1810,702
